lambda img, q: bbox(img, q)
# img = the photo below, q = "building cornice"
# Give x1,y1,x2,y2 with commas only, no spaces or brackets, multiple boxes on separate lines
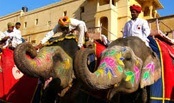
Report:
0,0,82,19
148,14,174,23
153,0,163,9
0,10,21,21
137,0,163,9
22,0,83,16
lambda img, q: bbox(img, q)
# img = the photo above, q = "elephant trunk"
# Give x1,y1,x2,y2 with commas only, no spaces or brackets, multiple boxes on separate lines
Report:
75,48,123,90
14,43,40,77
14,43,69,79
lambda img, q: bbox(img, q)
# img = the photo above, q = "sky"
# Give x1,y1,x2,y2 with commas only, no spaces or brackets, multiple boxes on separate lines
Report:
0,0,173,17
0,0,60,17
158,0,174,16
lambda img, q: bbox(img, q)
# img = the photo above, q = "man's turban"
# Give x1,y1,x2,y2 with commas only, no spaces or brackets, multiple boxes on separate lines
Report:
130,4,142,13
58,16,70,27
7,22,14,27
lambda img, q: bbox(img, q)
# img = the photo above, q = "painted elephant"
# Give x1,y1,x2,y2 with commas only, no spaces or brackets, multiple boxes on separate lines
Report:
74,36,161,102
14,35,79,102
14,35,108,103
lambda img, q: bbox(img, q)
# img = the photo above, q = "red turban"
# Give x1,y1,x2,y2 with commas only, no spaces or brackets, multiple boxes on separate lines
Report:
130,4,142,13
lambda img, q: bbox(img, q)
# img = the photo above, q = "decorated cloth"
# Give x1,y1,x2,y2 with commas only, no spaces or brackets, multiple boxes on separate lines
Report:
0,48,39,103
149,37,174,103
94,40,107,59
46,34,77,46
130,4,142,13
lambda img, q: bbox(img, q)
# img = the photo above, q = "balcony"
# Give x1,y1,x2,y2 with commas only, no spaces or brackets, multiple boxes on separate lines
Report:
97,4,116,12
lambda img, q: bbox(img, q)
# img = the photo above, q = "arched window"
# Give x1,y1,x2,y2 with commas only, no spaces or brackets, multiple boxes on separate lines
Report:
99,0,109,5
112,0,116,6
100,17,108,36
99,0,115,6
144,6,150,16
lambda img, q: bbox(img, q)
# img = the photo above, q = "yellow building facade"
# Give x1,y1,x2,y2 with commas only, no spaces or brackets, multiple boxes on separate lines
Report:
0,0,163,45
148,14,174,39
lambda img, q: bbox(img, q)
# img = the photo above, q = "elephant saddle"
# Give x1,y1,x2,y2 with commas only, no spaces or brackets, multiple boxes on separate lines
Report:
150,37,174,102
0,48,39,103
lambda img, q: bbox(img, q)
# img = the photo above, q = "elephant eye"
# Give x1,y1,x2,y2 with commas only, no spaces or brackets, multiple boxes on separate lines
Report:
125,57,131,61
151,51,157,58
124,52,132,60
53,53,63,62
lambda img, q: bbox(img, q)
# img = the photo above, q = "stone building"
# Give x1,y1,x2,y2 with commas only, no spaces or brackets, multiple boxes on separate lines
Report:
148,14,174,39
0,0,163,45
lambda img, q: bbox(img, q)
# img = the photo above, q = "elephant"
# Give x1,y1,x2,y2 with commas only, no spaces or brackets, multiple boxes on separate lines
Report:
14,35,110,103
74,36,161,102
14,35,79,102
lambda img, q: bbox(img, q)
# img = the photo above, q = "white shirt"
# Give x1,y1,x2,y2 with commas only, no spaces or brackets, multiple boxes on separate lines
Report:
100,34,109,46
41,18,87,47
14,27,22,35
123,18,150,46
0,31,5,41
3,30,22,48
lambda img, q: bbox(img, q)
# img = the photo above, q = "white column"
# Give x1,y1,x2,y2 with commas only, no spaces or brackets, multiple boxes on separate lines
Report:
149,5,153,18
110,0,112,5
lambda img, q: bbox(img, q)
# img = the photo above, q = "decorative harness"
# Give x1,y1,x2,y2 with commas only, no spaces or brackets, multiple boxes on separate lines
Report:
45,34,78,46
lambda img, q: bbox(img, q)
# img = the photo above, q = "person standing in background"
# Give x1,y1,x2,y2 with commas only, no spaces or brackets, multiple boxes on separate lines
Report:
2,22,22,49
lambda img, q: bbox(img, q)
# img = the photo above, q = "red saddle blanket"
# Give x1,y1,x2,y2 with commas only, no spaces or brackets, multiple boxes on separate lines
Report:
94,41,106,59
0,48,39,103
157,39,174,100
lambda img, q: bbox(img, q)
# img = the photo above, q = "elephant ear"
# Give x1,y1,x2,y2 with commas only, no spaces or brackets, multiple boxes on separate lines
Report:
122,46,143,88
140,52,161,88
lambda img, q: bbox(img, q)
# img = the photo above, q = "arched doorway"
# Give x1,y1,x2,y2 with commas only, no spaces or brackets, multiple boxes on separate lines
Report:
144,6,150,16
99,0,109,5
100,17,108,37
99,0,115,6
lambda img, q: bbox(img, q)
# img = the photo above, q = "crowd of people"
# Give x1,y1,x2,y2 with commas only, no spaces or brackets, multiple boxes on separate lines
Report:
0,22,22,50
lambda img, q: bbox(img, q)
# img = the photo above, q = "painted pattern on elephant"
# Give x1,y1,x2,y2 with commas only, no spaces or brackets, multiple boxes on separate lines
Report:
74,36,161,102
95,47,125,78
142,62,155,84
95,46,144,87
14,36,79,102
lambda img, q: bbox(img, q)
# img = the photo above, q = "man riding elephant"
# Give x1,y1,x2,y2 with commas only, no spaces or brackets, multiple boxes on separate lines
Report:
35,16,88,50
123,4,150,47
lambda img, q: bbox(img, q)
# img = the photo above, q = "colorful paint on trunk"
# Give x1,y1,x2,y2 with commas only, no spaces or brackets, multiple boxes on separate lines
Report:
95,46,126,79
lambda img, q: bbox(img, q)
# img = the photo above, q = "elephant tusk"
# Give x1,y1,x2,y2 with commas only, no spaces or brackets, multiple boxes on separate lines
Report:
114,83,119,87
63,58,71,69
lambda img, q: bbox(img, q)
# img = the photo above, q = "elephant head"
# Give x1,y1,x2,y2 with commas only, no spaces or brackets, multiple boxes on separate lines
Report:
74,36,161,99
14,37,79,88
